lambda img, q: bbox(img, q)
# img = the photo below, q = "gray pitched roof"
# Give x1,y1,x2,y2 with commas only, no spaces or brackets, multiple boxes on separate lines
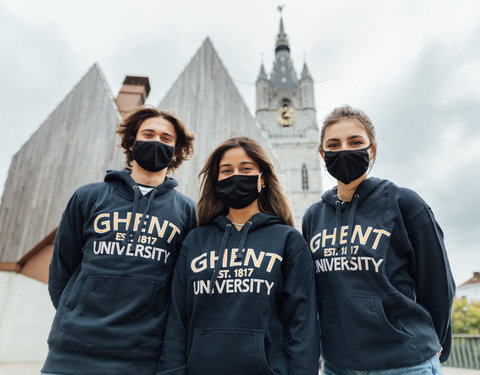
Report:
159,38,282,200
0,64,124,263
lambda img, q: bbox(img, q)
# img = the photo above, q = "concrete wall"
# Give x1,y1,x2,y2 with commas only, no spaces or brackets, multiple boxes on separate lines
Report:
0,272,54,363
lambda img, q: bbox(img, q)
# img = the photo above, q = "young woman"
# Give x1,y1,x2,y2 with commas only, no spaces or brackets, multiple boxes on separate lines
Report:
157,137,319,375
302,105,455,374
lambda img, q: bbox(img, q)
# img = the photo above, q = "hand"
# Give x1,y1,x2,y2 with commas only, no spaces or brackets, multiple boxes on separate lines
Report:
437,347,443,358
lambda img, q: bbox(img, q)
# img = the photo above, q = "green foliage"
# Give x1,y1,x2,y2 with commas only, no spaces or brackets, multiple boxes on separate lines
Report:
452,298,480,334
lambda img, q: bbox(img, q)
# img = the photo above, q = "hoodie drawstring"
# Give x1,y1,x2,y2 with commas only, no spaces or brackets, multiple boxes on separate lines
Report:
122,185,141,246
131,189,158,246
334,200,342,249
346,194,360,259
209,224,232,295
235,221,252,261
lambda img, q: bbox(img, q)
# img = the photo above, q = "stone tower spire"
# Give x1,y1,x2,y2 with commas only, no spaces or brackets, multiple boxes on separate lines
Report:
275,16,290,53
301,62,312,79
300,61,315,108
270,10,298,89
256,62,270,110
257,63,268,80
254,8,321,226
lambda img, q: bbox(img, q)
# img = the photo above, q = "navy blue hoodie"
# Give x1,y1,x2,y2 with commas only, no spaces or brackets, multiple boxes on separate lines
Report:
302,177,455,371
43,170,196,375
157,213,320,375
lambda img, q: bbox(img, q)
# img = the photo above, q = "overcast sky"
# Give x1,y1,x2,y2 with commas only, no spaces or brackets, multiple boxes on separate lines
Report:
1,0,479,284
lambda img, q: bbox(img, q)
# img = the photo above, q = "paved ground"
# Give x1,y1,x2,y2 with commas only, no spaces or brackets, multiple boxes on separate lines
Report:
0,363,478,375
443,367,480,375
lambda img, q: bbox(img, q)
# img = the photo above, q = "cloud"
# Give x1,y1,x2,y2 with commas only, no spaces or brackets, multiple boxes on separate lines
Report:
360,26,480,282
0,5,88,192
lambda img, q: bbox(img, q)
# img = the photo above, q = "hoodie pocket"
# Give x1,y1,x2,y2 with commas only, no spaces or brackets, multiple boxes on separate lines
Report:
59,275,161,350
187,328,277,375
320,295,414,367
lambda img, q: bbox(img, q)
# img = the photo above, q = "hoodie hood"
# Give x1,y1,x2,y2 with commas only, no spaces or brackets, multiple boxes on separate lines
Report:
321,177,384,207
104,169,178,200
104,169,179,247
212,212,283,232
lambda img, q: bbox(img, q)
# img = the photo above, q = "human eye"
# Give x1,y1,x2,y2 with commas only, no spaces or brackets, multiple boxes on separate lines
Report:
219,167,232,175
325,142,338,150
161,135,175,144
351,139,366,147
142,131,153,139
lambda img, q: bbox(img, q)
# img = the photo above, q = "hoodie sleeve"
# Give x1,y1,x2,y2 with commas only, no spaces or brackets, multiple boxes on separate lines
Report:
156,244,189,375
405,205,455,362
48,192,85,309
301,209,311,242
281,233,320,375
186,201,197,234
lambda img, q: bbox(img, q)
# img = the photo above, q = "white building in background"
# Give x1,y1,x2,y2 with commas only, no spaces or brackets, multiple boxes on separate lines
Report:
255,16,321,224
456,272,480,302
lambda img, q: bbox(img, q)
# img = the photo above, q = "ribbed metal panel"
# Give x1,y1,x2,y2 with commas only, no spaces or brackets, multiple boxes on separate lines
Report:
0,64,124,262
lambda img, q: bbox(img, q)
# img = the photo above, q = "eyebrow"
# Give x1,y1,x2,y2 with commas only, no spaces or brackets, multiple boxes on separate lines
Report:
140,128,175,138
325,135,365,142
219,161,255,168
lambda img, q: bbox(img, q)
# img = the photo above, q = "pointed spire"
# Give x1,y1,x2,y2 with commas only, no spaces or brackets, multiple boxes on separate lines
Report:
270,6,298,88
275,7,289,53
301,62,312,80
257,63,268,80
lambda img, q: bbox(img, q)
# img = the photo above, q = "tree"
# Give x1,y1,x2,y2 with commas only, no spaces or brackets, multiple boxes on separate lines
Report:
452,298,480,334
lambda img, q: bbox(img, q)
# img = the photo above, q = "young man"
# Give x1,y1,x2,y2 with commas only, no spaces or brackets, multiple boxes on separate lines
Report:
42,107,196,375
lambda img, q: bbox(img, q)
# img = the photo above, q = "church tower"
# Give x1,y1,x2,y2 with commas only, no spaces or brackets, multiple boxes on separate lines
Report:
255,12,322,225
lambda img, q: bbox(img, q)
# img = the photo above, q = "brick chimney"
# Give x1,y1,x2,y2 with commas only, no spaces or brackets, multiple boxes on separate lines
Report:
114,76,151,118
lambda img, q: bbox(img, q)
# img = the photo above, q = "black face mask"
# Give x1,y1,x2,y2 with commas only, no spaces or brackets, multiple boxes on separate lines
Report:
216,174,261,209
323,145,372,184
132,140,175,172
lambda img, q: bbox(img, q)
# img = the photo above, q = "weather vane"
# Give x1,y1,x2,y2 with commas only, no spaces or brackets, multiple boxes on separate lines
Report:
277,4,284,15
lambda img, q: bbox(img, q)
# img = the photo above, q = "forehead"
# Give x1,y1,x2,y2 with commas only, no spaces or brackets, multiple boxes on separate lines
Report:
324,118,369,140
137,117,176,138
219,147,257,166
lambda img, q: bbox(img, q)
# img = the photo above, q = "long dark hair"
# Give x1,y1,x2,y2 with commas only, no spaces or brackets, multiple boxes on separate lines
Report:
197,137,294,227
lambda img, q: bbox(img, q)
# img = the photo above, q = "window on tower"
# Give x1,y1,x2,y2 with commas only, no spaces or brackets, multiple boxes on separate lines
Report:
302,164,309,191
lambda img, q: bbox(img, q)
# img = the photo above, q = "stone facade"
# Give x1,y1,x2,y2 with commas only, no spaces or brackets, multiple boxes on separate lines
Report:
255,17,322,225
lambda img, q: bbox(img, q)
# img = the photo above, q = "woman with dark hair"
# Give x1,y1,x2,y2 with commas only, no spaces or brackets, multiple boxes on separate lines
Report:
302,105,455,375
157,136,319,375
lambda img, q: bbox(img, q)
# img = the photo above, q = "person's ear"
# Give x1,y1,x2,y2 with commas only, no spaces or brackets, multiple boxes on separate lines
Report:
369,143,377,161
318,146,325,160
258,172,265,193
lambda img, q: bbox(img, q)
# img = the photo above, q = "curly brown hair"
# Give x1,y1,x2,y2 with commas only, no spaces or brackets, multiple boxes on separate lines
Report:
117,106,195,172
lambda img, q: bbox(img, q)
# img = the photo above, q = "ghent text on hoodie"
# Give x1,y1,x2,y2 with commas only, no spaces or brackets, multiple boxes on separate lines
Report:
157,213,320,375
302,177,455,371
42,170,196,375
